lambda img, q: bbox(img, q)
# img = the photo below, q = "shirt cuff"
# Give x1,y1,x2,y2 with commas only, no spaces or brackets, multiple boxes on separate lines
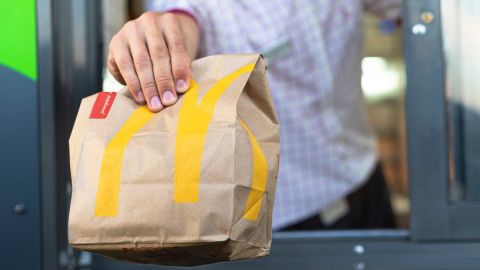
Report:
166,8,199,26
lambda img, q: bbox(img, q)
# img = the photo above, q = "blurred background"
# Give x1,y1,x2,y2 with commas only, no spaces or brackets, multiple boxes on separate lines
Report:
3,0,480,269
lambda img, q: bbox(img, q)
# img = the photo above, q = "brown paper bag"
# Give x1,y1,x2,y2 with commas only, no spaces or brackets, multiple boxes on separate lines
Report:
68,54,280,266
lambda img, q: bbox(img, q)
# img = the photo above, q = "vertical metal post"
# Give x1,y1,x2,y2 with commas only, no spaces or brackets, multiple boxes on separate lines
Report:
37,0,61,268
404,0,450,240
32,0,103,269
51,0,104,268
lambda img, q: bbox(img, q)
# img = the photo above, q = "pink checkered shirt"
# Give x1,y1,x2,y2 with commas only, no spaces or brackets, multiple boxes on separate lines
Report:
148,0,402,229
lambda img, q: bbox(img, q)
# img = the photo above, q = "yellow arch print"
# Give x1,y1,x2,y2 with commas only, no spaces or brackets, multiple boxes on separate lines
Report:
239,119,268,221
174,63,255,203
95,106,155,217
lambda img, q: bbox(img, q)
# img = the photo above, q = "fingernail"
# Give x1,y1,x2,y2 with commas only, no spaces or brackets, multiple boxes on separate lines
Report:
176,79,189,93
150,96,163,110
136,91,145,102
162,90,176,106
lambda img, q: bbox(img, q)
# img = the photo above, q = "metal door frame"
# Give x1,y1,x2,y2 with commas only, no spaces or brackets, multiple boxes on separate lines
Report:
405,0,480,240
91,230,480,270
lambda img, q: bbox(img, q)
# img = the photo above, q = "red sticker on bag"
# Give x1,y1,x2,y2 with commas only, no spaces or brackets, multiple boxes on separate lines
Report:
89,92,117,119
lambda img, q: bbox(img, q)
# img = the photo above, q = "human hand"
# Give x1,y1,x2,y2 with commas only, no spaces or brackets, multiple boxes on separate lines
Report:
108,12,199,112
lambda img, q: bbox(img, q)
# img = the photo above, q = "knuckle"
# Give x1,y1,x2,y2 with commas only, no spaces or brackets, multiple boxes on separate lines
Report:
161,12,178,24
124,20,134,30
142,81,157,92
134,53,152,66
109,35,122,51
126,78,141,89
141,11,156,20
117,56,132,67
150,46,169,58
155,73,173,86
171,39,186,53
124,20,140,34
140,11,158,25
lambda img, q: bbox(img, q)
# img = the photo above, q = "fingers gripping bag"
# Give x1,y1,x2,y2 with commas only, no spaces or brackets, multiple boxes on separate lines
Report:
68,54,280,266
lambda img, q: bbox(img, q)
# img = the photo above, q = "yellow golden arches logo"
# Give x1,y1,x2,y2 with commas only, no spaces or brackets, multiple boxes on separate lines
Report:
239,119,268,221
94,63,268,221
94,106,154,217
174,63,255,203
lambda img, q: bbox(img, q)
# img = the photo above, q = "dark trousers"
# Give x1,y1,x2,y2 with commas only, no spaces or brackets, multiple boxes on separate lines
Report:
280,164,396,231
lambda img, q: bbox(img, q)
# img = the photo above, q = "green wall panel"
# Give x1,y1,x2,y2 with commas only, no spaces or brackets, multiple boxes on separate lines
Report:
0,0,37,81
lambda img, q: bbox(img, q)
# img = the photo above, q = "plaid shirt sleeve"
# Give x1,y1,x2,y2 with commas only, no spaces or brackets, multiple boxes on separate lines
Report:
146,0,204,18
363,0,403,20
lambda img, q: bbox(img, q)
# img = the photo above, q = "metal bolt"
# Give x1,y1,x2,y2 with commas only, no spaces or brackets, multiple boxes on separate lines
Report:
353,244,365,255
78,251,92,266
14,203,27,215
420,11,435,24
412,24,427,36
353,262,366,270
